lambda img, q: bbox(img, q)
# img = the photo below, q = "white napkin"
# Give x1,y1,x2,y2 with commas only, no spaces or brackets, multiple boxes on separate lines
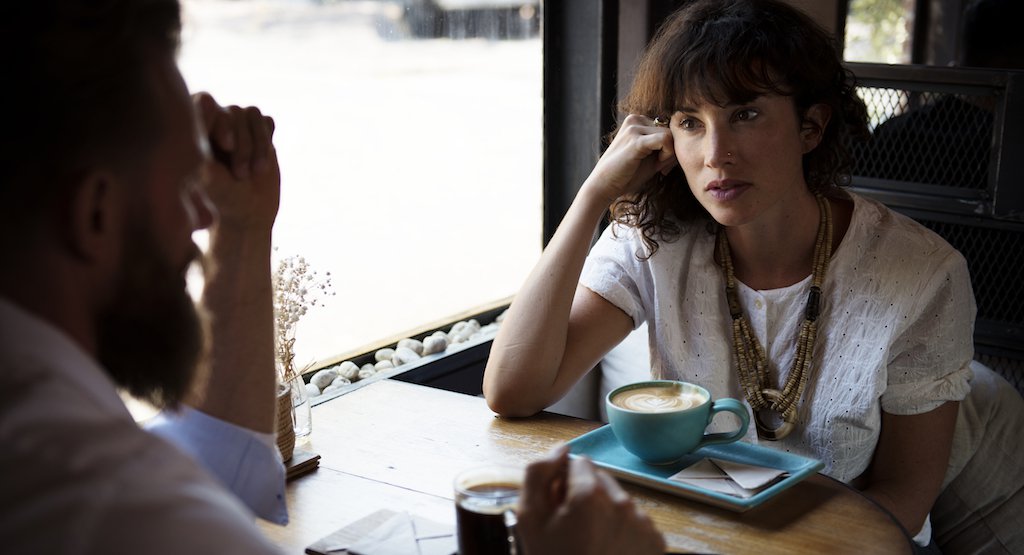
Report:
668,458,786,498
346,512,456,555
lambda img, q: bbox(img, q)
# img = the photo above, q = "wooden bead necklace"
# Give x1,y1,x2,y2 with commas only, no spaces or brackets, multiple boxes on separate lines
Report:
716,194,833,441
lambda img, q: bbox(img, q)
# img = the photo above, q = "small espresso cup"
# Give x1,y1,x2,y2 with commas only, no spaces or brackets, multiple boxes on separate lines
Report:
606,380,750,465
453,465,524,555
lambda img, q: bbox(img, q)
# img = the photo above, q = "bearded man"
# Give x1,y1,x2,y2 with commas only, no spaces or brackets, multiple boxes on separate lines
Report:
0,2,670,553
0,1,285,552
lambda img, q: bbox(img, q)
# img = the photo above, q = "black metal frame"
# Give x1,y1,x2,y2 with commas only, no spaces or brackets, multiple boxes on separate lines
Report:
542,0,619,245
847,62,1024,221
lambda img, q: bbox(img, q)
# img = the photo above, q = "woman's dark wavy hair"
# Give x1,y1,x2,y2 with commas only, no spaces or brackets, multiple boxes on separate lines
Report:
612,0,869,256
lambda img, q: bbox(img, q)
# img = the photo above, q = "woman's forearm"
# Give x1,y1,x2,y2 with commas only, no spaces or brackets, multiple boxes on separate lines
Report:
860,402,959,537
483,183,612,416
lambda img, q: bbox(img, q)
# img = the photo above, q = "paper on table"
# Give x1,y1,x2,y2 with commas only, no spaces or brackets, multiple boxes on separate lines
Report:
713,458,786,490
668,458,787,498
342,512,455,555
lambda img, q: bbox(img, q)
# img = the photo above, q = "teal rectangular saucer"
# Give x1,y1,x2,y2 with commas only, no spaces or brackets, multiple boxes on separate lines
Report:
566,425,824,512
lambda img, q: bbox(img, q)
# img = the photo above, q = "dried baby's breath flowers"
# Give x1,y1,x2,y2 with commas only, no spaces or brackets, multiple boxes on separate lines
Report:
272,250,334,381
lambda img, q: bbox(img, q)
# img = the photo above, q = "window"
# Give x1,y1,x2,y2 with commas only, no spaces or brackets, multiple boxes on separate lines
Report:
843,0,915,65
179,0,543,367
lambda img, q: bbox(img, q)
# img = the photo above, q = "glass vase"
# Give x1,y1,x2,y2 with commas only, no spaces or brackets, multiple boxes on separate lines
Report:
289,374,312,438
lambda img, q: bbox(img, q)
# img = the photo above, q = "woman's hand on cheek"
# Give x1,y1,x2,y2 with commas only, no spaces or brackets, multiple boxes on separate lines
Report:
582,114,677,205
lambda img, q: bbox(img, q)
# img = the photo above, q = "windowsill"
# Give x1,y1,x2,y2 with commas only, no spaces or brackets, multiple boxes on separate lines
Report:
302,299,511,405
306,296,511,373
309,331,497,406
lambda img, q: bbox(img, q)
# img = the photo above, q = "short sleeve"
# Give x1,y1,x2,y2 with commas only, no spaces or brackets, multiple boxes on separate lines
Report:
881,250,976,415
147,406,288,524
580,224,648,329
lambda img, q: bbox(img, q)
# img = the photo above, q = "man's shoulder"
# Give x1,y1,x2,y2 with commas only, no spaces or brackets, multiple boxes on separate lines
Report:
0,383,278,554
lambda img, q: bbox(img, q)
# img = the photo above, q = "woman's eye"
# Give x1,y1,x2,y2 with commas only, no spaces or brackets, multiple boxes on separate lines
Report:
735,108,759,122
679,118,698,130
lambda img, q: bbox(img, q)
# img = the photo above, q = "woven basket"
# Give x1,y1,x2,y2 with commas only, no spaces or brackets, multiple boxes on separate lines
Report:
276,383,295,462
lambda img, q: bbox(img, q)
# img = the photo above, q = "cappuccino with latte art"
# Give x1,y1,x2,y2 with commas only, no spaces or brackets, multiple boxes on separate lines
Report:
606,380,750,464
611,385,706,412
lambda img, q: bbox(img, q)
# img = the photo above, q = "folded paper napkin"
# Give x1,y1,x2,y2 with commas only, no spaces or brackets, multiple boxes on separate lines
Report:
308,510,456,555
669,458,787,498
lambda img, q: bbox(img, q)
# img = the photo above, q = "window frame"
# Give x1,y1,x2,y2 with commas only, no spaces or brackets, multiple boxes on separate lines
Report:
317,0,1024,396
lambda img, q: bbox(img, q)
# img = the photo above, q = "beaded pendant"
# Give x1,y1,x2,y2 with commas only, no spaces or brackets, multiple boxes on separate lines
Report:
717,194,833,441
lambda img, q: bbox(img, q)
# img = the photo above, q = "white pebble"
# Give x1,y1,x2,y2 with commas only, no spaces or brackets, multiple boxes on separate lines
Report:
470,323,500,342
446,340,471,353
375,348,396,362
305,383,321,397
337,361,359,380
358,367,377,380
450,321,467,336
393,346,421,366
331,376,351,388
374,360,394,371
479,323,499,334
397,338,424,355
422,335,447,355
495,309,508,322
323,383,347,395
310,368,340,390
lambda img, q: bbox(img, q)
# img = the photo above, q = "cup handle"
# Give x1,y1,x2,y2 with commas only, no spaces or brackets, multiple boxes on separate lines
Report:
505,509,519,555
695,398,750,449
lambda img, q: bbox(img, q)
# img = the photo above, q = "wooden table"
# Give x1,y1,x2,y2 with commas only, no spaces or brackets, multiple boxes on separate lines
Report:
259,379,913,554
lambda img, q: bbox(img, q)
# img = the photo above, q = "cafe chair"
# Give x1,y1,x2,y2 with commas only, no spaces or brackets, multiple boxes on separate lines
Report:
933,360,1024,554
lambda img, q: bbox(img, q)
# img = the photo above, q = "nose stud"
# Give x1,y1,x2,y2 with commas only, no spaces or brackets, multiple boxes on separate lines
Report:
727,152,733,157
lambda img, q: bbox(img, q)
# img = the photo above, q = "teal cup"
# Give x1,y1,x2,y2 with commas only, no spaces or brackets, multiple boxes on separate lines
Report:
606,380,750,465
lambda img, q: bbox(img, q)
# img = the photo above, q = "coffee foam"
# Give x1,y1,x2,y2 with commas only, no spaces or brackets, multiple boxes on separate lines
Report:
612,386,706,412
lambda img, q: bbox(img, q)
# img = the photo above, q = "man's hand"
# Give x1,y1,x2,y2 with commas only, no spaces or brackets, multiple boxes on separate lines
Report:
193,92,280,235
517,445,666,555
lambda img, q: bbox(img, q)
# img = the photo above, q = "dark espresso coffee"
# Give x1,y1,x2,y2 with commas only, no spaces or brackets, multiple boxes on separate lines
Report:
455,482,519,555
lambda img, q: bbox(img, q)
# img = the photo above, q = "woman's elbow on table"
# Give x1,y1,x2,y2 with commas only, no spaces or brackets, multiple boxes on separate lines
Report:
483,371,548,418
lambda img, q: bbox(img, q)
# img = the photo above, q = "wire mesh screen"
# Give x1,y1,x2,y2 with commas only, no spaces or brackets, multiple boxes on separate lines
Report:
850,86,995,191
911,218,1024,327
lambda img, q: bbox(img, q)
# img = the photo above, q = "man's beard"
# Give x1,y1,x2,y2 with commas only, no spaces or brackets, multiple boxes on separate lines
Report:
97,220,208,410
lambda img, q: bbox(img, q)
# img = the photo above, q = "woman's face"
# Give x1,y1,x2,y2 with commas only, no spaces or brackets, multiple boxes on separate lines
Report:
669,93,827,229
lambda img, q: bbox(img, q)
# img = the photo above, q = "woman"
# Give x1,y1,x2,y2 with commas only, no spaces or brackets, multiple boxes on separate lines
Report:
483,0,974,548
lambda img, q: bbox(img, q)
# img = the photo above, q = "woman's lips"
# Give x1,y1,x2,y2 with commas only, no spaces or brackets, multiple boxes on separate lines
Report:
705,179,751,201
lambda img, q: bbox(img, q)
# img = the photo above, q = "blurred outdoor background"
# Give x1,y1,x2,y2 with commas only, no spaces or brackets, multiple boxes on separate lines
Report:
179,0,543,368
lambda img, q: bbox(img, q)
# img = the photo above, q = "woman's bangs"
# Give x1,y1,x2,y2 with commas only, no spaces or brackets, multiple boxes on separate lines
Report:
671,51,789,109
